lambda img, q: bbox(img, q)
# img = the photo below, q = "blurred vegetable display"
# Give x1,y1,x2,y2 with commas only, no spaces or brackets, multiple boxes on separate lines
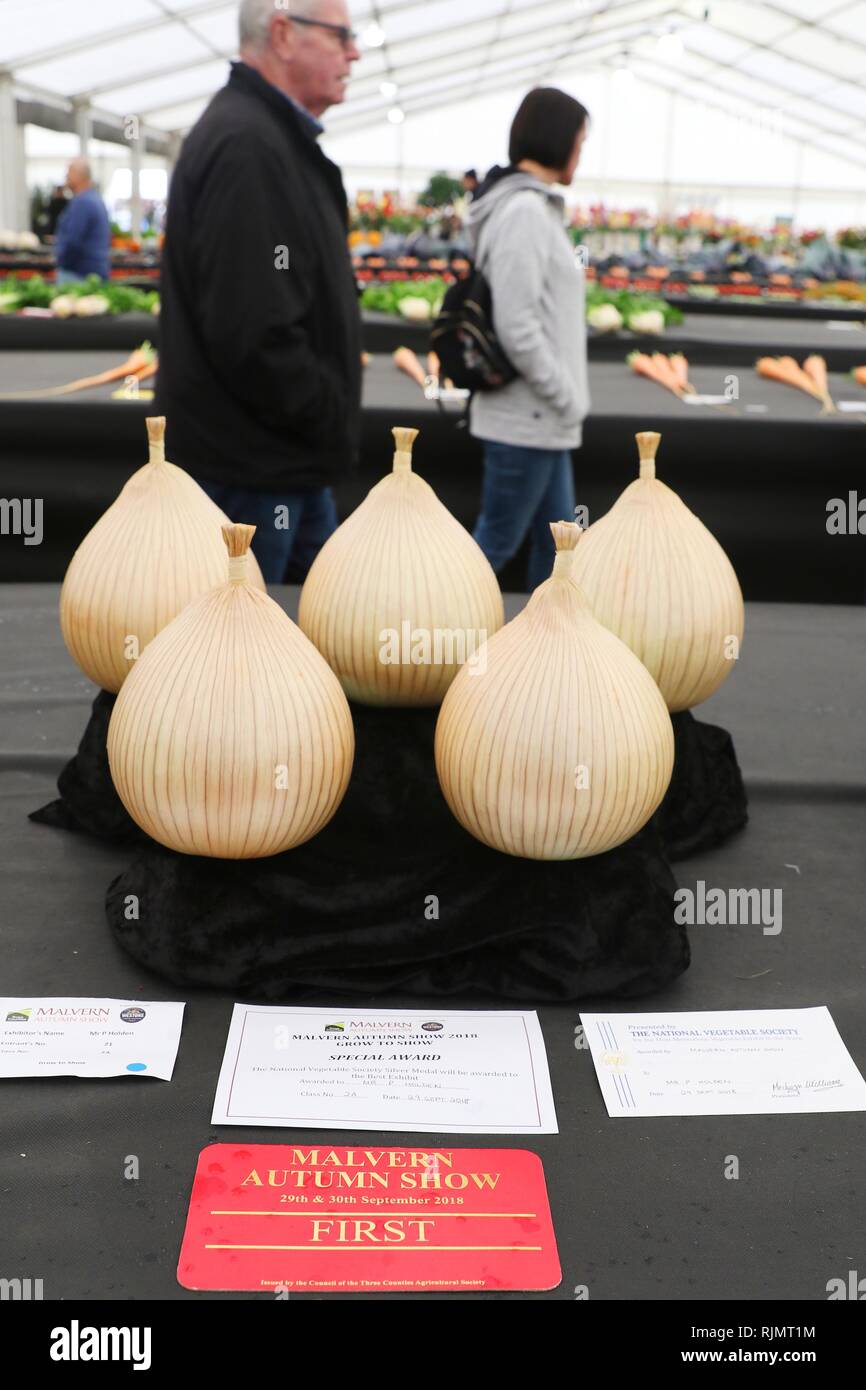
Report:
586,287,683,332
362,278,681,333
360,278,447,320
0,274,159,315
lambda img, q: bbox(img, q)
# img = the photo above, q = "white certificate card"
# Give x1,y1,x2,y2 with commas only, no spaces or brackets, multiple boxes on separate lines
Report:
581,1007,866,1117
212,1005,558,1133
0,997,185,1080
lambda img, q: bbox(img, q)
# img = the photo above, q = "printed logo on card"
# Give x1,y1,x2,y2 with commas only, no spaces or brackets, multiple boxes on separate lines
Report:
601,1051,629,1070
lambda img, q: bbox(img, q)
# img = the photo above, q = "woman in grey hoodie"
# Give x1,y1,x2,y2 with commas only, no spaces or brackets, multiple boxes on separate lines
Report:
467,88,590,591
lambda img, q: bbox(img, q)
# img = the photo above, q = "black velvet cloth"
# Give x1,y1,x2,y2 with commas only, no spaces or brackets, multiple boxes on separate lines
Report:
31,695,749,863
654,710,749,860
29,690,143,842
104,704,689,1001
31,694,748,999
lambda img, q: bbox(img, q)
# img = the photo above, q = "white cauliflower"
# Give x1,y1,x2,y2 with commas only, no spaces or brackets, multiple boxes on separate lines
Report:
74,295,110,317
397,296,433,322
627,309,666,335
51,295,77,318
587,303,623,332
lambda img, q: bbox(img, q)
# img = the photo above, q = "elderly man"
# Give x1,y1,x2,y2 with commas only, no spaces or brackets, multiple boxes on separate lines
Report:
55,159,110,283
157,0,362,583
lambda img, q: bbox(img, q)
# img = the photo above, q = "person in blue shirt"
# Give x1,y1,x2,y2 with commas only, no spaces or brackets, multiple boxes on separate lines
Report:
55,159,111,283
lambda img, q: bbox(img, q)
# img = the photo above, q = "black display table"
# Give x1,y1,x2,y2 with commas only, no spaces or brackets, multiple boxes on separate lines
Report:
588,312,866,370
1,585,863,1300
0,310,430,356
1,351,864,603
3,308,865,370
663,292,866,320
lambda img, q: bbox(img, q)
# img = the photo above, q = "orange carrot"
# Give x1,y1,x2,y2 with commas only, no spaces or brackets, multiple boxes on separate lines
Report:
803,355,827,392
756,356,823,400
778,355,825,399
393,346,427,389
853,366,866,388
669,352,694,393
803,354,835,413
670,353,692,391
426,351,441,380
652,353,685,395
0,342,155,399
628,351,683,397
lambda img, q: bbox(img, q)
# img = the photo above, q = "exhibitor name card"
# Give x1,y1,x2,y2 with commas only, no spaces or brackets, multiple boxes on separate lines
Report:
0,997,185,1080
582,1006,866,1117
212,1005,557,1133
178,1143,561,1292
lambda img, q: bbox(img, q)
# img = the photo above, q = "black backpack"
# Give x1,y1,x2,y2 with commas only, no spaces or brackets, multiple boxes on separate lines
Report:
429,264,517,393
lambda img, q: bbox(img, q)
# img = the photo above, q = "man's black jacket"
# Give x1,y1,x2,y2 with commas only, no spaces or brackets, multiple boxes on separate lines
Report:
156,62,362,492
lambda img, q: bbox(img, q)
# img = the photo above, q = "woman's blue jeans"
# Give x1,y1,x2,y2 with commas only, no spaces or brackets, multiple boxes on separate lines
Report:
473,440,577,593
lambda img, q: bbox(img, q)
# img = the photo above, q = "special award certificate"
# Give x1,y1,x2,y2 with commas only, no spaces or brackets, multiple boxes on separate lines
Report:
211,1005,557,1133
581,1006,866,1117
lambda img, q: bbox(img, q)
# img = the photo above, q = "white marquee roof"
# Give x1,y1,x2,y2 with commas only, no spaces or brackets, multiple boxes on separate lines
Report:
3,0,866,204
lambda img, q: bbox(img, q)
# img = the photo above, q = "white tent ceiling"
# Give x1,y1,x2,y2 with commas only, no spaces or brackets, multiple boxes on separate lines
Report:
1,0,865,152
3,0,866,212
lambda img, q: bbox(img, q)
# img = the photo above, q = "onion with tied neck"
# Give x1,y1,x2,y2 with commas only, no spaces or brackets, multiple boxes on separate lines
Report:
434,521,674,861
107,523,354,859
59,416,265,694
299,426,504,706
570,431,744,712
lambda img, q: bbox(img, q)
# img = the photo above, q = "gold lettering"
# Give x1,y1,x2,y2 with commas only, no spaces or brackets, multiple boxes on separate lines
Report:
470,1172,500,1190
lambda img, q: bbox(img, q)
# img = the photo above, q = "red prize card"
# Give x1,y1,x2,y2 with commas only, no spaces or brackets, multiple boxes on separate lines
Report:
178,1144,560,1292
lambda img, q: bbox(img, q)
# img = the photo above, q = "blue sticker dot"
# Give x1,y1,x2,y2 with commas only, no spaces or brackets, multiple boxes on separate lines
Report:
126,1062,147,1072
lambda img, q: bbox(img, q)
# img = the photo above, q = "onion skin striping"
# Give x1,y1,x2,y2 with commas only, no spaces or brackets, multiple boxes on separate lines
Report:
570,431,744,712
299,426,504,706
60,416,265,694
108,523,353,859
435,520,674,861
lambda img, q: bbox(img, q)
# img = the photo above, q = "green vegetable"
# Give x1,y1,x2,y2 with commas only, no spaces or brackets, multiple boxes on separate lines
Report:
585,286,683,327
0,274,159,315
360,277,446,319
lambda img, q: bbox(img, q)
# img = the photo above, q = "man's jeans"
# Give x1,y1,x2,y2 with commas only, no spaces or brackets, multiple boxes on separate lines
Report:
196,480,338,584
473,440,576,593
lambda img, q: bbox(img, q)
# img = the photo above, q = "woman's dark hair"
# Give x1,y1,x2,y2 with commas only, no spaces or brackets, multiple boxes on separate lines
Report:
509,87,589,171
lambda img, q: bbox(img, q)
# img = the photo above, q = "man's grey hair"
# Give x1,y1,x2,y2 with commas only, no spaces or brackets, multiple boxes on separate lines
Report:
239,0,322,50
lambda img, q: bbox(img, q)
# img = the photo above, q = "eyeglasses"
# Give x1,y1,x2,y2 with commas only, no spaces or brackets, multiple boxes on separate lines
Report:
287,14,357,48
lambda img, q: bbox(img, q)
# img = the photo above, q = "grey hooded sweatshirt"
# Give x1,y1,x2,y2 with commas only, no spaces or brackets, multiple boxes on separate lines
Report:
466,168,589,450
